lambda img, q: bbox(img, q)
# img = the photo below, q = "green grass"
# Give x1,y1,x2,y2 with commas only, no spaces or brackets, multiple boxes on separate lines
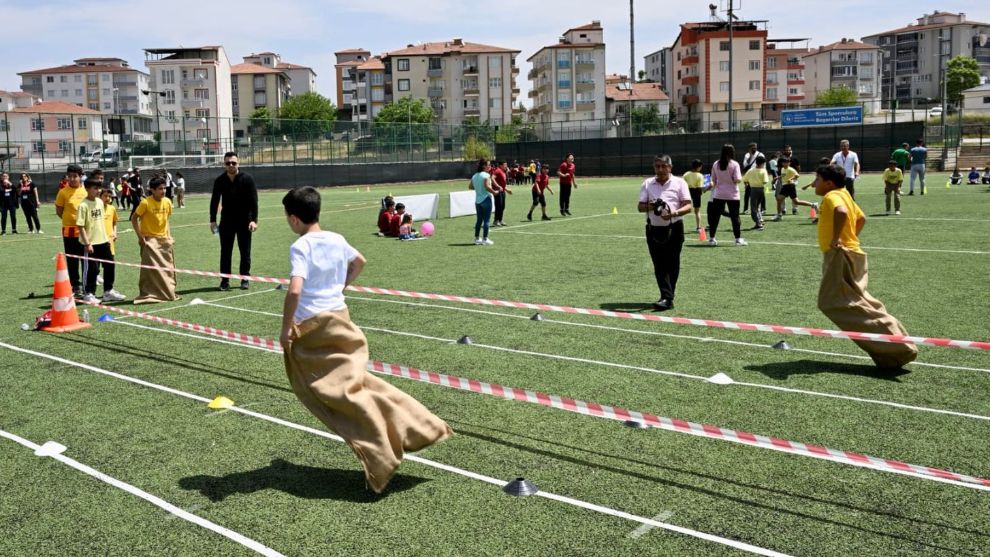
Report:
1,172,989,556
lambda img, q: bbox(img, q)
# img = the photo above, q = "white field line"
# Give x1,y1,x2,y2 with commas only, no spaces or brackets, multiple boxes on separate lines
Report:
197,300,990,422
498,212,614,231
498,229,990,255
345,296,990,375
0,341,790,557
0,429,284,557
113,288,278,320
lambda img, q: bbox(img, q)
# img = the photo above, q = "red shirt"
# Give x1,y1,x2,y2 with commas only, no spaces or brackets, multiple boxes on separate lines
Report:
389,212,403,236
490,167,506,192
378,209,395,234
558,161,575,186
534,173,549,193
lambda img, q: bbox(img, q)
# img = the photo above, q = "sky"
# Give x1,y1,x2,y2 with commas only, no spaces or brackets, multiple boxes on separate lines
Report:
1,0,987,107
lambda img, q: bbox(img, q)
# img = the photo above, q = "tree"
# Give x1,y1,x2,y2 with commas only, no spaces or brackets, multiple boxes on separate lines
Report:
278,92,337,137
249,107,274,135
373,97,435,149
630,104,667,135
816,86,858,107
946,55,980,103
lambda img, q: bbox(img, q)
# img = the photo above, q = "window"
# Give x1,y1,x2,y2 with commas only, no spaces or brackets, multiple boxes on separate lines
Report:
74,75,82,82
193,68,208,80
371,89,384,102
461,78,477,90
56,118,72,129
984,96,990,104
749,40,760,50
164,90,175,104
47,90,55,97
75,89,82,96
46,76,54,83
87,75,98,85
766,88,778,100
162,70,175,84
767,57,777,69
749,60,760,71
719,61,730,72
60,75,68,83
720,41,730,51
370,72,384,85
61,89,69,97
102,88,110,95
557,91,572,109
720,81,730,92
32,141,45,153
30,118,44,131
748,80,760,90
398,79,410,91
788,88,799,95
195,109,210,118
102,74,110,81
489,97,502,109
253,75,266,89
489,77,502,88
89,103,99,110
397,59,410,71
0,120,5,132
263,57,272,65
488,57,502,71
58,140,70,152
766,72,778,84
194,89,210,100
254,92,267,106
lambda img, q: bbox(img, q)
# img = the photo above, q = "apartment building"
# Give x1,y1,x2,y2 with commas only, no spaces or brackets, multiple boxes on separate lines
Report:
242,52,317,96
144,46,233,154
862,11,990,106
1,93,105,168
670,19,768,131
17,57,153,141
762,44,808,120
385,38,521,125
803,39,882,113
604,82,670,137
334,49,372,121
528,21,607,138
643,47,673,94
230,62,290,138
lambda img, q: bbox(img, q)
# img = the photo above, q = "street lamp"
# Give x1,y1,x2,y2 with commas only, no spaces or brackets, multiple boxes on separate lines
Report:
141,88,166,150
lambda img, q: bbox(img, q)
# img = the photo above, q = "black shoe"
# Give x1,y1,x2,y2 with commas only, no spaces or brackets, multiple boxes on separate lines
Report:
560,210,566,216
541,215,552,221
526,213,532,221
652,299,674,311
564,210,572,216
219,281,230,292
11,230,17,234
240,280,250,290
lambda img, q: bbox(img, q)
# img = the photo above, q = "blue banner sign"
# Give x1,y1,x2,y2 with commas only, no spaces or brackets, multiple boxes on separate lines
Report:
781,106,863,128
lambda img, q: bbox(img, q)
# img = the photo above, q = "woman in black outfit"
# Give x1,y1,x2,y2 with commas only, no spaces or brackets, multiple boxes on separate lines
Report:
19,173,41,233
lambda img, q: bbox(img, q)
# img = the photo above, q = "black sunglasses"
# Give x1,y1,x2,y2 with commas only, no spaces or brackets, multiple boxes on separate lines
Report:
225,161,238,167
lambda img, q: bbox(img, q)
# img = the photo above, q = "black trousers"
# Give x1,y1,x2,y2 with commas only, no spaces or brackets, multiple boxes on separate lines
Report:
493,191,507,223
1,206,17,232
63,235,84,291
219,221,253,282
742,185,751,213
708,199,741,239
22,205,40,232
845,178,856,199
559,184,572,212
84,243,115,295
646,221,685,302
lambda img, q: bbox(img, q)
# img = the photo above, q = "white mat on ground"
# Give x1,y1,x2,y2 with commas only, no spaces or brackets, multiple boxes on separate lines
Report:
449,190,488,218
394,193,439,222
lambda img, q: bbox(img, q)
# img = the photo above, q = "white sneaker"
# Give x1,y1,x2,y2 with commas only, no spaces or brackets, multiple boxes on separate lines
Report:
735,238,748,246
81,293,98,304
96,275,104,285
707,238,718,247
482,238,494,245
895,210,901,215
474,238,484,245
37,230,44,235
102,289,126,302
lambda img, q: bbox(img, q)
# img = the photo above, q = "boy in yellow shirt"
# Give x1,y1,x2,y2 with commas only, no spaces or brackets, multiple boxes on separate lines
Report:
882,159,903,216
54,164,88,296
130,176,178,304
814,164,916,370
682,159,705,232
742,155,770,230
772,157,818,221
77,180,127,304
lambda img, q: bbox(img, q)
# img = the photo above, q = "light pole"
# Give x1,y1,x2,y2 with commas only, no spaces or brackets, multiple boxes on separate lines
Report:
141,88,166,151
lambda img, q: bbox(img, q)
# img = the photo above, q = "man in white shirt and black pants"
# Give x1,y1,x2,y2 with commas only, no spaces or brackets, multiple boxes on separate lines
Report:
638,155,693,312
831,139,860,199
741,143,764,214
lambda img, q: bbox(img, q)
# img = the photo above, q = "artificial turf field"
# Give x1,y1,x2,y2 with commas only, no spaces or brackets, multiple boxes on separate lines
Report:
1,171,989,556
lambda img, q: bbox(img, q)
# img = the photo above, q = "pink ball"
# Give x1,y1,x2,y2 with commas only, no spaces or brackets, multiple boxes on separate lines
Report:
420,221,435,237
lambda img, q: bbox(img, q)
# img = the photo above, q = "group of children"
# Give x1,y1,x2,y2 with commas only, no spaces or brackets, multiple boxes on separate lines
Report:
948,166,990,185
376,197,418,240
506,160,540,185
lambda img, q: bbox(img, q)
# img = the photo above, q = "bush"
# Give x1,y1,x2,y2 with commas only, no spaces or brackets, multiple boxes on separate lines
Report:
463,136,491,161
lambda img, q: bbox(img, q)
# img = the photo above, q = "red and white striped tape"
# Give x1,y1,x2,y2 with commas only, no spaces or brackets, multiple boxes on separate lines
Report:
64,253,289,285
82,300,990,491
65,253,990,351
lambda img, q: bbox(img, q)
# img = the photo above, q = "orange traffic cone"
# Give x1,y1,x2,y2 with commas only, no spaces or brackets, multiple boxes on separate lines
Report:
809,206,818,219
41,253,91,333
698,227,708,241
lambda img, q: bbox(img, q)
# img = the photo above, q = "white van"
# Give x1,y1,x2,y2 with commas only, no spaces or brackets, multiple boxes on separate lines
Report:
82,150,102,163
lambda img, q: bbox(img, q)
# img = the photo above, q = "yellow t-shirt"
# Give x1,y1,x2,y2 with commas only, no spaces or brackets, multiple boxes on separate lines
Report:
682,171,704,189
55,185,87,232
743,167,771,192
817,188,865,255
134,197,172,238
882,168,903,185
780,166,800,185
76,197,109,246
104,204,119,255
528,163,536,174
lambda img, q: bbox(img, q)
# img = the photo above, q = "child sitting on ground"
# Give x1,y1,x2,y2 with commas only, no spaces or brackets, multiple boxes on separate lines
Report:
949,168,963,185
278,186,451,493
398,213,418,240
377,197,396,236
983,166,990,185
968,167,980,184
388,203,406,237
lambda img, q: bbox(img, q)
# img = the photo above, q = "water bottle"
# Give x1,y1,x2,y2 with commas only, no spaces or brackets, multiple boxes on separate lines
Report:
82,309,90,323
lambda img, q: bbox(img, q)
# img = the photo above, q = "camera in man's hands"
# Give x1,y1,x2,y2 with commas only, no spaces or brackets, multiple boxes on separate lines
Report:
651,198,668,216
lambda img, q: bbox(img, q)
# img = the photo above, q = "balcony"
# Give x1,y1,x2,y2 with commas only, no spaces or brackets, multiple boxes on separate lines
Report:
181,99,207,109
511,87,520,95
558,80,572,89
528,90,538,98
787,79,805,85
786,95,805,101
181,78,207,87
527,68,539,80
536,81,552,92
683,94,699,105
428,87,445,98
831,59,857,66
118,95,138,101
681,75,699,86
511,66,520,74
576,99,595,108
427,68,443,78
464,107,480,116
558,100,572,109
786,63,804,71
859,58,874,65
682,55,699,65
513,106,526,114
341,81,356,92
462,66,479,76
576,80,595,91
120,108,139,114
557,60,571,69
112,79,137,87
463,88,480,96
575,58,595,68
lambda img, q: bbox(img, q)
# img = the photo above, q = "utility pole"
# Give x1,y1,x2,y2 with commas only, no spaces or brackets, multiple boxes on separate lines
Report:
629,0,635,85
141,88,166,153
727,1,735,132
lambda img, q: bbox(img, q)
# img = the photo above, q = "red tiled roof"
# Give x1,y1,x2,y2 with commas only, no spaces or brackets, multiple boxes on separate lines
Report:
12,101,101,114
805,40,879,55
230,62,285,75
276,62,311,70
18,64,137,75
0,90,36,98
356,57,385,71
73,57,125,62
566,22,603,33
605,83,669,102
387,41,520,56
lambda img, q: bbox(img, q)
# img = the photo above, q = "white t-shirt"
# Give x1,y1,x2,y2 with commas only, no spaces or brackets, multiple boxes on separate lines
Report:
289,231,359,322
638,175,691,226
831,150,859,179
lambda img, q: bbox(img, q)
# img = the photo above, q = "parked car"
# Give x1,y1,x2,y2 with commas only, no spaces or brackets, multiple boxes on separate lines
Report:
928,106,944,118
82,150,102,163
